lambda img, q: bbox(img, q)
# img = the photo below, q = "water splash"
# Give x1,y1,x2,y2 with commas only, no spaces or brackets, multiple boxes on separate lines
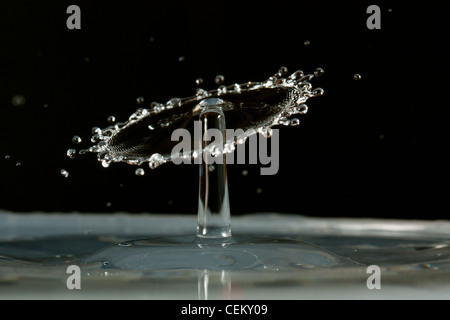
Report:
80,68,324,169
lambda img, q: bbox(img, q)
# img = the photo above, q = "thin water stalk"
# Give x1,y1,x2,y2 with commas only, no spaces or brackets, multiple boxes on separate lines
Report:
196,98,232,240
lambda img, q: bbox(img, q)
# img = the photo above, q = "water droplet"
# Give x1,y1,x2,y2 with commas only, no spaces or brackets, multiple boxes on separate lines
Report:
101,160,110,168
178,56,185,62
102,261,110,267
135,168,145,176
106,202,112,207
60,169,69,178
218,85,227,95
195,88,207,97
72,135,82,144
278,66,288,76
15,162,21,167
195,78,204,86
107,115,116,123
256,188,263,194
290,118,300,126
4,155,10,160
149,36,155,42
208,165,215,172
43,104,49,108
215,75,225,85
304,40,311,46
149,153,165,169
259,127,272,138
11,95,26,107
136,97,144,104
312,88,324,96
91,127,101,135
314,68,325,77
354,74,362,80
278,118,290,126
148,124,155,130
66,149,77,159
241,170,248,176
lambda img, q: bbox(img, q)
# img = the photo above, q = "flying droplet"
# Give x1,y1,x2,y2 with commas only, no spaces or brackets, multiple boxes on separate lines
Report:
256,188,263,194
67,149,77,159
304,40,311,46
195,78,204,86
107,115,116,123
135,168,145,176
4,155,10,160
314,68,324,77
60,169,69,178
278,66,288,76
178,56,185,62
290,118,300,126
11,95,26,107
215,75,225,85
208,165,215,172
15,162,21,167
354,74,362,80
241,170,248,176
136,97,144,104
72,135,82,144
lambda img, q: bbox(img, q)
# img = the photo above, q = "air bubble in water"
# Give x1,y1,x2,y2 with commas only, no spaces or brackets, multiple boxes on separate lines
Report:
60,169,69,178
67,149,77,159
215,75,225,85
72,135,82,144
195,78,204,86
354,74,362,80
314,68,324,77
135,168,145,176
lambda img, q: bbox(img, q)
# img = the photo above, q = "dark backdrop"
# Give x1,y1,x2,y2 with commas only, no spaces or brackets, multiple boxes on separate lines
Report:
0,1,447,219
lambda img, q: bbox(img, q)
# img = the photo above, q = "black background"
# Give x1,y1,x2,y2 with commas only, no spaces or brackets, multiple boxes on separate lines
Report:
0,1,447,219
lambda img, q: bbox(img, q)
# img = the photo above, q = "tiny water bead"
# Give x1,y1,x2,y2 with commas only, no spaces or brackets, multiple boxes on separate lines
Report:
4,155,10,160
314,68,325,77
72,135,82,144
136,97,144,104
215,75,225,85
11,94,26,107
195,78,204,86
354,74,362,80
60,169,69,178
241,170,248,176
66,149,77,159
107,115,116,123
135,168,145,176
15,162,21,167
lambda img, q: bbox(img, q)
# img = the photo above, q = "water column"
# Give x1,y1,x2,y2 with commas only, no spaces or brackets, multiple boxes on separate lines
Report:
196,98,232,241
